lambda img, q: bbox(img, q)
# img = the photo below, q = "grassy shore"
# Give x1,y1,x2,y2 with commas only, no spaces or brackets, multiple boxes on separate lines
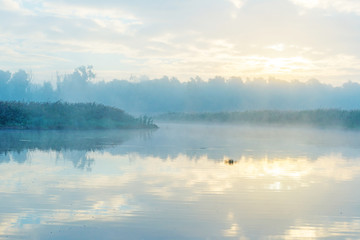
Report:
0,101,158,130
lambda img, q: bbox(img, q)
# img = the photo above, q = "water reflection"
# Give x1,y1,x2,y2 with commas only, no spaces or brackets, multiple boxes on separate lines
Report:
279,219,360,239
1,124,360,239
0,129,156,153
0,129,154,170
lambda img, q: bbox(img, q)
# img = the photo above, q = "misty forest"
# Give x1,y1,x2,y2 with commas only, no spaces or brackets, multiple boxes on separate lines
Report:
2,66,360,129
1,66,360,115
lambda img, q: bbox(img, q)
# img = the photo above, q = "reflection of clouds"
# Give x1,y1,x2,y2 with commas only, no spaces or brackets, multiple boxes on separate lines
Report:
223,212,248,239
221,155,360,181
47,194,138,223
222,156,311,178
0,194,139,237
313,155,360,181
223,223,240,237
0,151,68,194
221,154,360,186
0,215,20,238
52,151,360,199
2,149,360,239
0,151,141,238
278,219,360,239
109,153,360,195
2,150,360,196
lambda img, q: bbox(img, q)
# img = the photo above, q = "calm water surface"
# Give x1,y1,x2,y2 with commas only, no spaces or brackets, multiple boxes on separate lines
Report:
1,123,360,239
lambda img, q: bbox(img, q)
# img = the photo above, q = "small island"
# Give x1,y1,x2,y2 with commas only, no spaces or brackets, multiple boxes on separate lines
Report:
0,101,158,130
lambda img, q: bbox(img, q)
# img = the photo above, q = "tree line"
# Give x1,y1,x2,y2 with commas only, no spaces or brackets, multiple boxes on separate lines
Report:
156,110,360,129
2,66,360,114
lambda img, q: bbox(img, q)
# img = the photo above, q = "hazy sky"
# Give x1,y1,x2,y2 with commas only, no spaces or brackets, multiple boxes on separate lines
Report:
1,0,360,85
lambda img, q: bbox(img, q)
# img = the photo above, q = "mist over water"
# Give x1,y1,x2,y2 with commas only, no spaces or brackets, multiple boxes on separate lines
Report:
1,123,360,239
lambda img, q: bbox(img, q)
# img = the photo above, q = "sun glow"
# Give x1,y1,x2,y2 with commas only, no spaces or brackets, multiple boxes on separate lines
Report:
263,56,312,74
223,55,314,80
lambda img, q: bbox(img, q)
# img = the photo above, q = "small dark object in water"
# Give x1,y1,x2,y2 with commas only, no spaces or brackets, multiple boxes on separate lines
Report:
224,159,234,165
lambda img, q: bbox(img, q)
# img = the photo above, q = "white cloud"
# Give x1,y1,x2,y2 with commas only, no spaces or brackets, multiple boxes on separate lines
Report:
290,0,360,15
2,146,360,238
267,43,285,52
0,0,33,15
0,0,21,10
290,0,321,9
39,2,142,35
228,0,245,9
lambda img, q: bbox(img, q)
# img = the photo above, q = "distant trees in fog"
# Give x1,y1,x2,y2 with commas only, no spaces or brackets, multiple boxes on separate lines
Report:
2,66,360,113
157,110,360,129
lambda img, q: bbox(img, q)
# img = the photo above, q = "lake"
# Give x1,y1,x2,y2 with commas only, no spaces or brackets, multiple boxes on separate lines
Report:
1,123,360,239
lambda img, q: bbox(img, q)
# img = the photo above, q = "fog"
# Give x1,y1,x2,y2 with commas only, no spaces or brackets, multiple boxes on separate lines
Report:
2,66,360,114
2,123,360,165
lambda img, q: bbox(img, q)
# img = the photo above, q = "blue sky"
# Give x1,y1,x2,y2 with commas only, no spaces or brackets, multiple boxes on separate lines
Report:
1,0,360,85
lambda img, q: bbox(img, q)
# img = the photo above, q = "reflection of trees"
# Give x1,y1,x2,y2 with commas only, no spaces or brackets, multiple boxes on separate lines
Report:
0,129,155,170
0,151,27,164
57,151,95,171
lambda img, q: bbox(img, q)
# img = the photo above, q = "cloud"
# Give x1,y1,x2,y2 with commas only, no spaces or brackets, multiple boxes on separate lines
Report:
0,0,33,14
1,0,360,83
228,0,245,9
0,0,21,11
39,1,142,34
266,43,286,52
290,0,360,15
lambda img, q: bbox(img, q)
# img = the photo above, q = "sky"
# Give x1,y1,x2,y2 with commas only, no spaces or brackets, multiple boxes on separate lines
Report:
1,0,360,85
